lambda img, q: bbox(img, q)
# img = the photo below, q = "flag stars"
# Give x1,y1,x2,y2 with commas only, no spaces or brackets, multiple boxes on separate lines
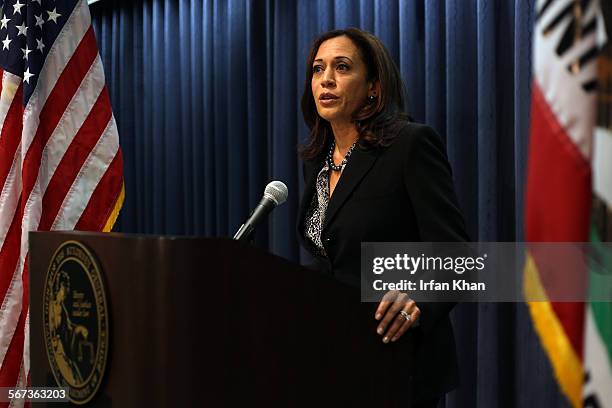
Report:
47,8,61,24
36,38,45,52
35,15,44,29
16,23,27,37
0,15,9,30
23,67,34,84
2,34,11,51
13,1,24,15
21,45,31,60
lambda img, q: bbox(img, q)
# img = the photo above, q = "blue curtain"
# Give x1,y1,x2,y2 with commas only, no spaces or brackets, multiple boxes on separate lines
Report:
91,1,570,407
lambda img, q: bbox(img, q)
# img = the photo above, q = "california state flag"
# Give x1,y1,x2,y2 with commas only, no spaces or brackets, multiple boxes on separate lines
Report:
525,0,604,407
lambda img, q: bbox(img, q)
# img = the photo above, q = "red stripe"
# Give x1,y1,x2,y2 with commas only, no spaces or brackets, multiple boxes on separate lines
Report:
525,84,591,242
0,85,25,396
0,69,6,105
525,83,587,359
0,85,24,191
38,88,112,231
20,27,98,216
76,148,123,231
0,269,26,390
551,302,584,359
0,233,29,399
0,198,22,303
0,311,26,406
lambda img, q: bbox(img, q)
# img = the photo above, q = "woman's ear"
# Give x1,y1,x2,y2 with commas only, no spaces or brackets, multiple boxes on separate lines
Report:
368,80,381,97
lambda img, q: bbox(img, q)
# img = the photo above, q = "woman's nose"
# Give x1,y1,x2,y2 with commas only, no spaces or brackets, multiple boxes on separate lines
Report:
321,69,336,87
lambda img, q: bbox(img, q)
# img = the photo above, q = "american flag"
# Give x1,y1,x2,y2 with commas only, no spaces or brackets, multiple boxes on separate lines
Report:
0,0,123,402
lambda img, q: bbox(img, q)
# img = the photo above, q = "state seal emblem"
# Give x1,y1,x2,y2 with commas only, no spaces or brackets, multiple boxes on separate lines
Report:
43,241,109,405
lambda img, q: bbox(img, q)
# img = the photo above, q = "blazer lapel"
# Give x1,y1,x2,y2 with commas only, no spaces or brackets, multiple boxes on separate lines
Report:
323,146,379,231
296,150,327,254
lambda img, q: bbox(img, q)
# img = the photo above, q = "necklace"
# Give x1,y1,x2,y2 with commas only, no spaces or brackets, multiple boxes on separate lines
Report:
327,139,357,172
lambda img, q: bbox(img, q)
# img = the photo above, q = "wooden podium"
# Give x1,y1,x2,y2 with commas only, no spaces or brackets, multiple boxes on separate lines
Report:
29,232,416,407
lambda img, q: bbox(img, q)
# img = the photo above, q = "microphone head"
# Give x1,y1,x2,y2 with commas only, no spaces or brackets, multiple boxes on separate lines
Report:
264,181,288,206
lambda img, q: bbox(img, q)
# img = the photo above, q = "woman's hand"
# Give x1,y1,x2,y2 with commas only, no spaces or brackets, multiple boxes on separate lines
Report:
375,290,420,343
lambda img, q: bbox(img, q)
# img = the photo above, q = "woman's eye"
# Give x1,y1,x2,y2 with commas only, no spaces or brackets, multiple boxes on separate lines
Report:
312,65,323,73
337,63,349,71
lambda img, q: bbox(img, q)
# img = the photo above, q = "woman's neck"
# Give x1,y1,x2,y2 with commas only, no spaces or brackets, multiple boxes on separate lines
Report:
331,121,359,154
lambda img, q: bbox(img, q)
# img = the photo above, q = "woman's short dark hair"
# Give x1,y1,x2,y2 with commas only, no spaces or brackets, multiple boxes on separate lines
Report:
301,27,409,160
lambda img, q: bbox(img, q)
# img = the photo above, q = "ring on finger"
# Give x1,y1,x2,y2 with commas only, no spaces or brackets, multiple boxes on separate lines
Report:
399,310,411,322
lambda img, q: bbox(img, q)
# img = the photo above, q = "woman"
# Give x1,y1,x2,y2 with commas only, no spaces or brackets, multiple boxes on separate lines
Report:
297,28,469,407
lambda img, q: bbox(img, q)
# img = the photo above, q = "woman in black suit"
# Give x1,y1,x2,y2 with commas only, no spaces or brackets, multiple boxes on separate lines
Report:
297,28,469,407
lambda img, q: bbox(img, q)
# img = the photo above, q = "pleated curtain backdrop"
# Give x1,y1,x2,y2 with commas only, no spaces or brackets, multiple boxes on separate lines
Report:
90,1,570,407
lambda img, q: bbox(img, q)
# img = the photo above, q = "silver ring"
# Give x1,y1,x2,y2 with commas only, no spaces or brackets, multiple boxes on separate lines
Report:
400,310,411,321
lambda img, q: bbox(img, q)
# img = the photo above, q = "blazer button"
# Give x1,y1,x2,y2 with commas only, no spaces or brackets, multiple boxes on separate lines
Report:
324,237,331,243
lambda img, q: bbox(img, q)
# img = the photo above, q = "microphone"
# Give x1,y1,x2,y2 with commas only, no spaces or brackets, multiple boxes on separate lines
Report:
233,181,288,242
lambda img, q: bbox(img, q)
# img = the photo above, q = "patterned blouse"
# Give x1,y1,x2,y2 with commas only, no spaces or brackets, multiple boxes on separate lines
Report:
304,161,331,257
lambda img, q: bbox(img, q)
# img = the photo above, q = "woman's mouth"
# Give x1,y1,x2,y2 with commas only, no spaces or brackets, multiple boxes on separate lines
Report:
319,93,339,106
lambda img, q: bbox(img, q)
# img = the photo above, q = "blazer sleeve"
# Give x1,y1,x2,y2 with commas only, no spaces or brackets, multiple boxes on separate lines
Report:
402,124,470,334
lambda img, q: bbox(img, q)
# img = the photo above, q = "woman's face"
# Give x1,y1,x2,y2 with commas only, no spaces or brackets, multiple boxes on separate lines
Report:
311,36,373,125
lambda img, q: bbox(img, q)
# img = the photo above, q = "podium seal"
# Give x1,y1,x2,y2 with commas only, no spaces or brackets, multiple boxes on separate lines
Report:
43,241,109,405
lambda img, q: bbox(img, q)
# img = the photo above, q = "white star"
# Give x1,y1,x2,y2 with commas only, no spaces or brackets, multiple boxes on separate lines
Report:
47,8,61,24
16,23,27,37
13,1,24,15
23,68,34,84
35,15,44,29
2,34,11,50
36,38,45,52
21,45,31,60
0,15,9,30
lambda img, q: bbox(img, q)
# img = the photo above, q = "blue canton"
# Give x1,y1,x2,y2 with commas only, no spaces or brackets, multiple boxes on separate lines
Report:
0,0,78,103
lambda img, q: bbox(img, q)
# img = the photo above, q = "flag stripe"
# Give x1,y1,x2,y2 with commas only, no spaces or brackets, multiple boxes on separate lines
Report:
526,84,592,242
54,116,119,230
0,69,5,106
38,86,111,231
0,297,25,392
0,154,20,251
0,72,20,138
0,84,24,252
0,71,21,145
0,200,22,309
1,259,29,393
36,54,105,203
0,87,23,244
0,262,22,372
0,84,23,199
77,148,123,231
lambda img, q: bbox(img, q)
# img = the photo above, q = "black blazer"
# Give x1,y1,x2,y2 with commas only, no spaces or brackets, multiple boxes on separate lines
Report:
297,122,470,402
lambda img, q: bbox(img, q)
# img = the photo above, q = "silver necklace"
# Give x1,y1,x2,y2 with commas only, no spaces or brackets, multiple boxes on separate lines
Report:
327,140,357,172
